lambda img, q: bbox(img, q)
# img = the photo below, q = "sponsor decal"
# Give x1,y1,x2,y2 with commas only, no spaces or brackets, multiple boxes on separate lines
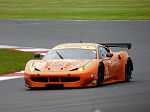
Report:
105,67,110,78
92,80,97,84
103,61,110,78
52,45,96,50
91,74,97,77
104,76,109,78
71,64,80,67
53,64,63,66
48,59,77,62
110,60,120,67
34,62,46,69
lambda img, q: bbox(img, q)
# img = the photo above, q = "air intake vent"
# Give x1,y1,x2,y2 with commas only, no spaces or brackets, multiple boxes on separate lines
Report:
60,77,80,82
30,77,48,82
49,77,59,82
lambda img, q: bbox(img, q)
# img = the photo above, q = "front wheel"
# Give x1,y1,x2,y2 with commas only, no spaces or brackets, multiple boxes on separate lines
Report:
97,63,104,87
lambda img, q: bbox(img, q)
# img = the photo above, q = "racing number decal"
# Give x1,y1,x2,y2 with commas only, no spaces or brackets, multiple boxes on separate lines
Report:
110,59,122,73
107,58,122,78
103,60,111,78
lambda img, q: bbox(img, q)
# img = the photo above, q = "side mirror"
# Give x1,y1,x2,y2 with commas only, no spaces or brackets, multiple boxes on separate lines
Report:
34,53,41,58
106,53,113,58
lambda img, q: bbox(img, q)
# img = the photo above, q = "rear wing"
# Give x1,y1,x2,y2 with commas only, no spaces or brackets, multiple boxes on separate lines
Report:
98,43,131,49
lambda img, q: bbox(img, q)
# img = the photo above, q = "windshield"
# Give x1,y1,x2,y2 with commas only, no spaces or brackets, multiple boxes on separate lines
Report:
43,48,97,60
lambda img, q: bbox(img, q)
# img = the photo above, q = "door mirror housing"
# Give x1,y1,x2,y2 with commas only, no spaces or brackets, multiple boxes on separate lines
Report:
34,53,41,58
106,53,113,58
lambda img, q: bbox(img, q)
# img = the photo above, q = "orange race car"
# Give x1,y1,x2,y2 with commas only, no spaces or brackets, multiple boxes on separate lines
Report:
24,43,133,88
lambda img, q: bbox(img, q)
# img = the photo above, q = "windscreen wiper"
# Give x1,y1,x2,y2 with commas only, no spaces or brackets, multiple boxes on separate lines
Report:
56,51,64,59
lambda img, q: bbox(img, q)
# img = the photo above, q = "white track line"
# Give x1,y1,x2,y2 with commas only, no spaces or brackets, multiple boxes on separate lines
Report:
15,71,25,73
0,45,24,48
0,76,24,81
0,45,49,81
40,53,47,55
16,48,49,52
22,20,150,22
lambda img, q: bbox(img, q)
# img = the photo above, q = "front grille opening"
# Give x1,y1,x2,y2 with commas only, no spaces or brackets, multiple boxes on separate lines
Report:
30,77,80,83
61,77,80,82
49,77,59,82
30,77,48,82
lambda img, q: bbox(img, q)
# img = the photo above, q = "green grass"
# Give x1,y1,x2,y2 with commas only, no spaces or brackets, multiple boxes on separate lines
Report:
0,0,150,20
0,49,35,75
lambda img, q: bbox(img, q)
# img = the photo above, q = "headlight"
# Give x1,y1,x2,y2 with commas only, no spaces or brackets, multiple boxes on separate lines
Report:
77,61,91,72
30,62,35,72
30,66,35,72
77,67,84,72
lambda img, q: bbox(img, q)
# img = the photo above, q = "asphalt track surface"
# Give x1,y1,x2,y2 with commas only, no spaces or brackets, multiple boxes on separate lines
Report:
0,20,150,112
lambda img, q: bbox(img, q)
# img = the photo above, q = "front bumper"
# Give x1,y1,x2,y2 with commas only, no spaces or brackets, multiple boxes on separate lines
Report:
24,72,98,88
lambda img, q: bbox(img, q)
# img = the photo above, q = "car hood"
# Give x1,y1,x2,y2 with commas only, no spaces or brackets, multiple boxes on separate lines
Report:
29,59,92,72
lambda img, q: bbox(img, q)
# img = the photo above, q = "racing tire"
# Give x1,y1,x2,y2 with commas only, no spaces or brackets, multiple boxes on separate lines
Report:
97,63,104,87
125,60,133,82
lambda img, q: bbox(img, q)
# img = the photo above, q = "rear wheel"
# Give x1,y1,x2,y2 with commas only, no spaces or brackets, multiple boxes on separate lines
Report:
125,60,133,82
97,63,104,86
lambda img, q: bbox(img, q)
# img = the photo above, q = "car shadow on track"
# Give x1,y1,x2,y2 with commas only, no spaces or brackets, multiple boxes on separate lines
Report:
102,80,136,87
26,86,93,91
26,80,136,91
